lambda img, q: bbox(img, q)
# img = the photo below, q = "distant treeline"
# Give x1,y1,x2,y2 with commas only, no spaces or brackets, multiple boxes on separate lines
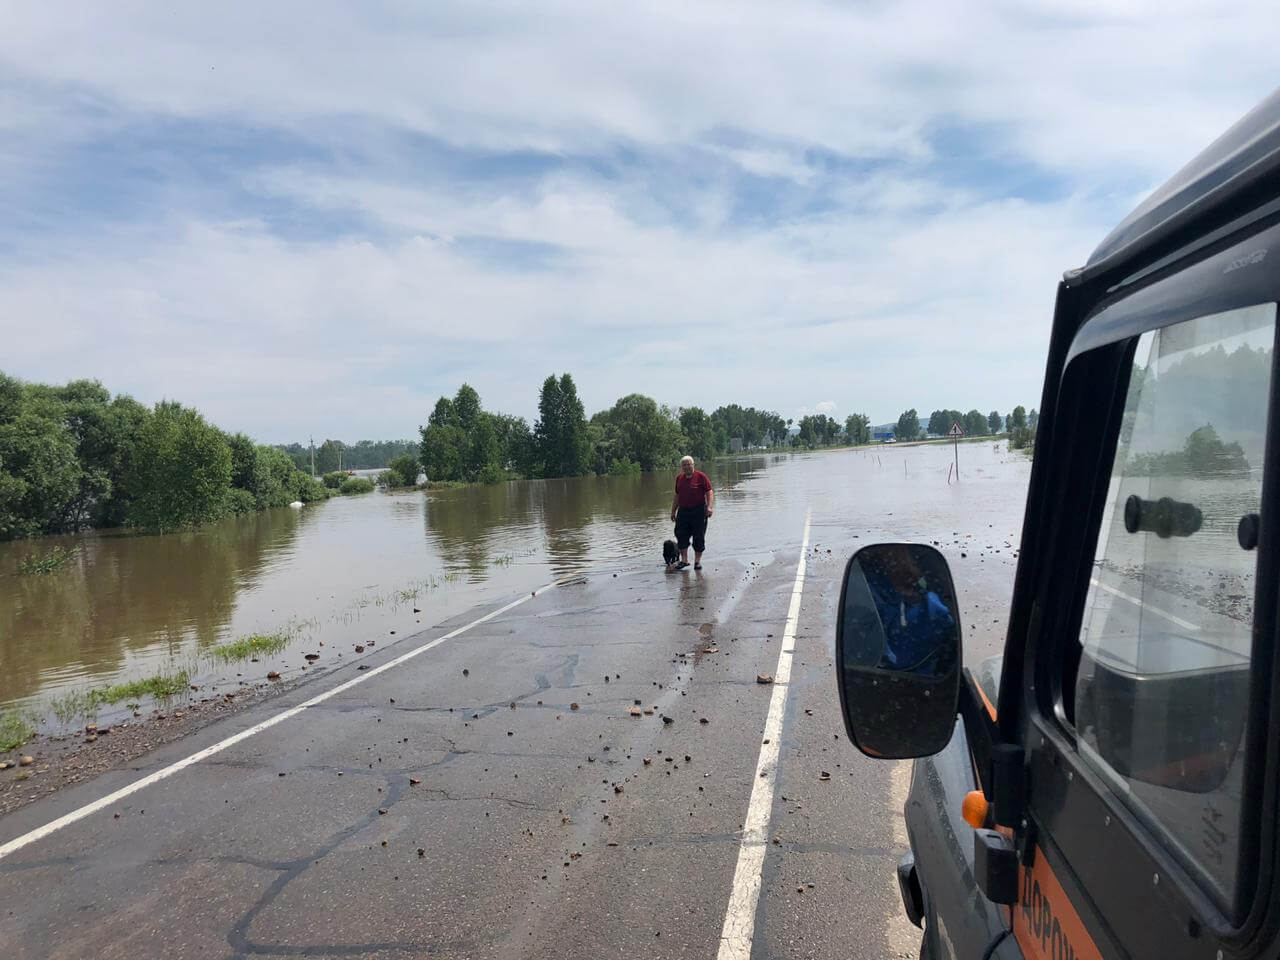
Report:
0,373,335,541
273,438,417,473
890,406,1038,449
416,375,833,484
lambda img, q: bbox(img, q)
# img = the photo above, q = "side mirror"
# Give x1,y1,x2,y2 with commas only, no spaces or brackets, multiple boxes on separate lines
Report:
837,543,963,759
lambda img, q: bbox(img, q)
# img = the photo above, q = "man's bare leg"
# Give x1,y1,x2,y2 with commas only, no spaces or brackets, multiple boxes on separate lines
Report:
694,550,703,569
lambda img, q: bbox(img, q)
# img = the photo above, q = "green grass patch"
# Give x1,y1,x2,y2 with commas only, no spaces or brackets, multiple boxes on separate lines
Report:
48,668,191,725
18,546,73,576
0,710,37,751
492,553,513,566
209,630,294,663
90,670,190,707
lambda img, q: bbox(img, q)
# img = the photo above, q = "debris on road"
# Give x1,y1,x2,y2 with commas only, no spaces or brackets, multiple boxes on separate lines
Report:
756,674,773,684
819,771,831,781
267,672,281,680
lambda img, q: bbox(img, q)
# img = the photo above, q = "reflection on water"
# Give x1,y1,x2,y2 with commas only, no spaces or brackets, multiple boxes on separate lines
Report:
0,446,1028,714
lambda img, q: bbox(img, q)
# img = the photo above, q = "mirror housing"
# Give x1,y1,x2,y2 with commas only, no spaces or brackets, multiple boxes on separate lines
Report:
836,543,963,759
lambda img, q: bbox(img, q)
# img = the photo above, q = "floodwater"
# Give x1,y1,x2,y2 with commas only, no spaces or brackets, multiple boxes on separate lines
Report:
0,442,1032,722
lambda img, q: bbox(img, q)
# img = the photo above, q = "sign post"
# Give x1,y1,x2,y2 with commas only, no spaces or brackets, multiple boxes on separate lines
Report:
948,421,964,481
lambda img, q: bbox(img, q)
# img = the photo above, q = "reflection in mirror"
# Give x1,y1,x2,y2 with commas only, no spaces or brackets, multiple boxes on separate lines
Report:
837,543,962,759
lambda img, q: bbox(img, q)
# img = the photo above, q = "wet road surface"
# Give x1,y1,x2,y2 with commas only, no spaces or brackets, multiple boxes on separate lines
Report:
0,446,1027,958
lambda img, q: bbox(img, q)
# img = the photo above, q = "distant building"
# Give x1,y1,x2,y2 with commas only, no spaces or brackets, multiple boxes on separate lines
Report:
871,422,896,442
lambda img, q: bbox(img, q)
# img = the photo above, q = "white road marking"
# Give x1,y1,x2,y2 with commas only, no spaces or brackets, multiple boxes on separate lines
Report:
0,582,562,861
1089,577,1200,632
716,510,811,960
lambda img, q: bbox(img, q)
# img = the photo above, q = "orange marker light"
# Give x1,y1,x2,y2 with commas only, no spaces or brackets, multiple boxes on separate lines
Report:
962,790,988,829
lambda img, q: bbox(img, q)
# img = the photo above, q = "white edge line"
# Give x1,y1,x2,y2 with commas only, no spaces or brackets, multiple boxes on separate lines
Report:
0,580,563,861
1089,577,1200,632
716,509,811,960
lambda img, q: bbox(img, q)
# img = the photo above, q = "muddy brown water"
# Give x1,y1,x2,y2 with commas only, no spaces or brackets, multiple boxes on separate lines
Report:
0,443,1031,727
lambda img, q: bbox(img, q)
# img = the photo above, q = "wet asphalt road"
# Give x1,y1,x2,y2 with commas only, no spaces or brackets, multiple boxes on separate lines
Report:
0,447,1026,959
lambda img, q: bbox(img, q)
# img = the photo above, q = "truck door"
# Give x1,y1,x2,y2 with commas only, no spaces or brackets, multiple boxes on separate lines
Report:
1016,224,1280,959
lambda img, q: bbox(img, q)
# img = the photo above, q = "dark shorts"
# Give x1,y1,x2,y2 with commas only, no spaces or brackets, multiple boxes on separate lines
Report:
675,506,707,553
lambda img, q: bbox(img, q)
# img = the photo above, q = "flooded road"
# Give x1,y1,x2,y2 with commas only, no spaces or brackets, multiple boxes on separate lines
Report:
0,439,1032,960
0,443,1031,723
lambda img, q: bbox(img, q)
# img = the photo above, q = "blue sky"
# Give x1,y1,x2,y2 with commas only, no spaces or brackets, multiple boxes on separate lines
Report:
2,1,1278,442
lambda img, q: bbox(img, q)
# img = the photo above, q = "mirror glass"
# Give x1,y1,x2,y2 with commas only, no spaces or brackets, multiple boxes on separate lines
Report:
837,543,963,758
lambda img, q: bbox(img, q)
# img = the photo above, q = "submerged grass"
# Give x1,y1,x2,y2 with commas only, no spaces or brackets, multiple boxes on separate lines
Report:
48,668,191,725
209,627,299,663
17,547,73,576
0,710,37,751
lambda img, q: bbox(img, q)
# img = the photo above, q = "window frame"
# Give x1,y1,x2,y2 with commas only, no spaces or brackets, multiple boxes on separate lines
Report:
1018,215,1280,957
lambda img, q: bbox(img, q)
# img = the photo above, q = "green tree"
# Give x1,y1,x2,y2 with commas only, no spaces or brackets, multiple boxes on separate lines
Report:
534,374,590,478
1028,409,1039,430
845,413,871,445
418,384,507,483
988,410,1003,434
592,394,683,471
0,409,83,539
679,407,718,461
963,409,988,437
127,402,232,532
1011,406,1028,430
493,414,535,477
314,439,345,474
895,409,920,442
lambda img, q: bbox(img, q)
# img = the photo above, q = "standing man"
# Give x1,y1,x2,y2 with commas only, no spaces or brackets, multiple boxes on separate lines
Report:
671,456,715,570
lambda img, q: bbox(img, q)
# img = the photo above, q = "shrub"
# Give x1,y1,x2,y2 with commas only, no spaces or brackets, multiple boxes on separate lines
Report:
339,476,375,495
607,457,641,476
385,453,421,488
294,473,331,502
322,471,346,489
225,487,258,515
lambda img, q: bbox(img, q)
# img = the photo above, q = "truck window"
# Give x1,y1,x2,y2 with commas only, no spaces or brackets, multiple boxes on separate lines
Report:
1074,303,1275,909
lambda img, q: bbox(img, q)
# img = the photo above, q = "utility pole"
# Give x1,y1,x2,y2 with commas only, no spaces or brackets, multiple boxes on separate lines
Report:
310,436,316,477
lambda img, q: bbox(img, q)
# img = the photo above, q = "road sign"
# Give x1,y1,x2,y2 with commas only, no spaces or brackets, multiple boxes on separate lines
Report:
948,422,964,438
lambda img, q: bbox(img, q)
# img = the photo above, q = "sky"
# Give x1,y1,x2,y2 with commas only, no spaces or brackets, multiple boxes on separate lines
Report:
2,2,1279,443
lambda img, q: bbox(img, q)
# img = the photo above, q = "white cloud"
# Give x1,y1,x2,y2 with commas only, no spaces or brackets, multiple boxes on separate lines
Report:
1,1,1278,440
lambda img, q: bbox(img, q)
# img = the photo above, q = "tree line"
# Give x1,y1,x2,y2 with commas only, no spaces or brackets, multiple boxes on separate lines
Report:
418,376,806,483
0,372,334,540
892,405,1038,447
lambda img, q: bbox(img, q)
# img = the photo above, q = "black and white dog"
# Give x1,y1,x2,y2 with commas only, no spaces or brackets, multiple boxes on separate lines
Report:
662,538,679,570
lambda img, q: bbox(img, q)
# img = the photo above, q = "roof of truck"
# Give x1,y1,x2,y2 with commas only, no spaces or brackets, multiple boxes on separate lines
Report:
1086,87,1280,272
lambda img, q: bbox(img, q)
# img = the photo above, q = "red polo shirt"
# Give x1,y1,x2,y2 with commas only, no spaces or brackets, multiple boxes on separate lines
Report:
675,470,713,509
